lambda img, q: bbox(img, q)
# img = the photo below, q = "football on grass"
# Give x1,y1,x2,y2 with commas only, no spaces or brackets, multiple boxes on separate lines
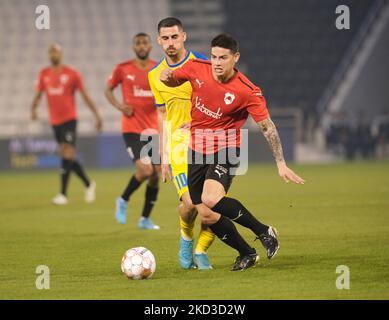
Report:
121,247,156,280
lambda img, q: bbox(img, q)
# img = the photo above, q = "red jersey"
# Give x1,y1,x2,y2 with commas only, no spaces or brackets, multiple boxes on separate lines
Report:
108,59,158,134
36,65,84,125
173,59,269,154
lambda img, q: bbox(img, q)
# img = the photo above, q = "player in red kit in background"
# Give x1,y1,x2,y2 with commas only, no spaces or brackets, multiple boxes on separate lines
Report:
161,34,305,270
105,33,161,230
31,44,103,205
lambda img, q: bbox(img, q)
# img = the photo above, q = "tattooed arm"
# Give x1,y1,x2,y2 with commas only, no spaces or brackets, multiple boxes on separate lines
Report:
258,118,305,184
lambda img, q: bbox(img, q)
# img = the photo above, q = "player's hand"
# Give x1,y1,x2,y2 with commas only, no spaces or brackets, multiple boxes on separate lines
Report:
95,116,103,132
120,104,133,117
160,69,179,87
31,109,38,121
277,162,305,184
161,163,172,183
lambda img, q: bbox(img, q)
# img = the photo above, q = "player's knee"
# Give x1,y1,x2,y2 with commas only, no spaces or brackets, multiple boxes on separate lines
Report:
137,163,154,179
179,203,197,224
182,195,195,211
148,171,160,188
197,208,218,225
201,193,221,209
60,144,75,160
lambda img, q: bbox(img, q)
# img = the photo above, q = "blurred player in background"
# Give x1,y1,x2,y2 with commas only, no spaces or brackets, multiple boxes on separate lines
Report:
105,33,161,230
160,34,305,270
148,17,215,269
31,44,102,205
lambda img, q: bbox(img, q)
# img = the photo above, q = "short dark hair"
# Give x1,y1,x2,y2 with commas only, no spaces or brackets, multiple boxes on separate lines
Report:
211,33,239,54
133,32,150,40
157,17,183,33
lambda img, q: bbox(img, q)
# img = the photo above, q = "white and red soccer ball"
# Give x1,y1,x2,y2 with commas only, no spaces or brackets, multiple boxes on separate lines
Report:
121,247,156,280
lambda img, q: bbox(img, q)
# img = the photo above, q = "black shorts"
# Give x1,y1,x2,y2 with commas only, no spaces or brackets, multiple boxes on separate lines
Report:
188,148,240,205
52,119,77,146
123,132,160,163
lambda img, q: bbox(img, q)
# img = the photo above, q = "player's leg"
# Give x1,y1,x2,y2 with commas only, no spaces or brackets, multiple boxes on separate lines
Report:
59,143,96,203
52,121,76,205
116,157,153,224
52,141,73,205
58,120,95,203
194,203,258,271
138,164,160,230
187,156,258,271
201,166,279,260
179,191,214,270
175,186,197,269
116,133,152,224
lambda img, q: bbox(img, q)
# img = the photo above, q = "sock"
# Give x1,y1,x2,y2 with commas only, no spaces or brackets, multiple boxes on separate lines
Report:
212,197,269,237
209,215,255,256
179,217,195,240
141,185,159,218
61,159,72,196
121,175,142,202
72,160,90,187
195,229,215,254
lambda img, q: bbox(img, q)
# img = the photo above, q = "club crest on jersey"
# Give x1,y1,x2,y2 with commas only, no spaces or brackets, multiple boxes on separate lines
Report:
224,92,235,105
60,74,69,84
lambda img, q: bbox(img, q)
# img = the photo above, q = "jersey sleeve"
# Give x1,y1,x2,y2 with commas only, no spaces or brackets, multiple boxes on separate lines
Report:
172,60,194,82
74,71,85,91
35,71,45,92
107,65,122,89
148,71,165,107
246,87,270,122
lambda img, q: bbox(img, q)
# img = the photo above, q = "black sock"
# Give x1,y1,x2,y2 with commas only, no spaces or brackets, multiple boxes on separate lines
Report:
72,160,90,187
121,175,142,201
142,185,159,218
209,215,255,256
212,197,269,237
61,159,72,196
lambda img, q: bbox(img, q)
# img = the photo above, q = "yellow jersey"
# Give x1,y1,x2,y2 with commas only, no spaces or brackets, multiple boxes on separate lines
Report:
148,50,208,146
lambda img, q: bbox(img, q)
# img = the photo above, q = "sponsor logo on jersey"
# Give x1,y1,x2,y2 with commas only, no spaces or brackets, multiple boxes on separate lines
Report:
194,96,222,119
133,85,153,97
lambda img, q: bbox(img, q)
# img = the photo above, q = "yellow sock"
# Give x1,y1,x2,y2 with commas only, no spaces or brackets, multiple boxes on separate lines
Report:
179,217,195,240
195,229,215,254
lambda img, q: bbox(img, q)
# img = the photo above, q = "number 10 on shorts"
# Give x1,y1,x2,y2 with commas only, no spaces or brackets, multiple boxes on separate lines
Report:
175,173,188,190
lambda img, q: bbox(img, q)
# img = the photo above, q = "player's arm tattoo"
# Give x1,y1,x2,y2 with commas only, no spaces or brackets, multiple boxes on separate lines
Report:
258,118,285,164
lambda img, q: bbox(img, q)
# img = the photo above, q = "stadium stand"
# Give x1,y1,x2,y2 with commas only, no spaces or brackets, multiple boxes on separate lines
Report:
0,0,169,138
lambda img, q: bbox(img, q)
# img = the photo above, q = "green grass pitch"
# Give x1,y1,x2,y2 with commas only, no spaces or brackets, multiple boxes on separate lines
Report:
1,162,388,300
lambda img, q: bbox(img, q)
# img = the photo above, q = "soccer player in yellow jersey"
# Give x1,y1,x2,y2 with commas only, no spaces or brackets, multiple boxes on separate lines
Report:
148,17,215,269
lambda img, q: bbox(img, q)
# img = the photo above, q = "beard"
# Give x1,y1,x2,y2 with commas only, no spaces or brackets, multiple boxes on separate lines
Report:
136,51,149,60
50,58,61,66
165,46,179,58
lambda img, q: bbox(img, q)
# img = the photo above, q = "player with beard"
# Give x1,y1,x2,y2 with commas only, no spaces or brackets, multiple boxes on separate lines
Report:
31,44,102,205
148,18,215,269
105,33,161,230
161,34,305,270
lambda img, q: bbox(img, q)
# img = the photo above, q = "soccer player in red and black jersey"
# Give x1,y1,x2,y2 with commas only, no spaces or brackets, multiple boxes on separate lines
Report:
161,34,305,270
105,33,160,230
31,44,103,205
